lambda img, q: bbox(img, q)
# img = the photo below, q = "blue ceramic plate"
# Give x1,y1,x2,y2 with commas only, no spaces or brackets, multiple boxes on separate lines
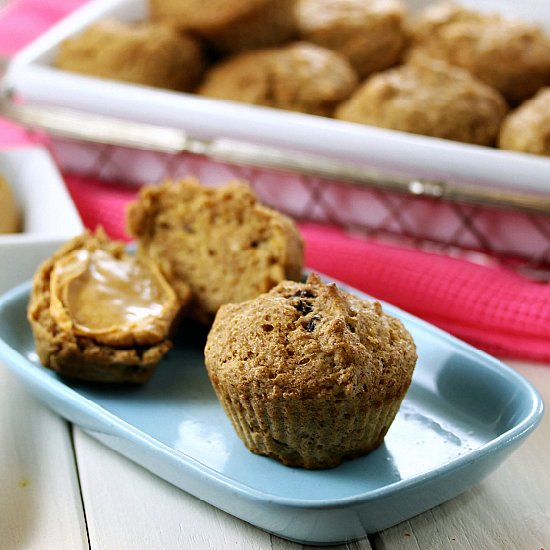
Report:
0,278,543,545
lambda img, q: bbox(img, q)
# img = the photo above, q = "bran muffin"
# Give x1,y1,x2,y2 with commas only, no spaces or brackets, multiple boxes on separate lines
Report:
295,0,407,78
27,230,182,383
204,273,417,469
0,175,20,234
55,19,205,92
408,2,550,103
498,87,550,156
149,0,297,53
198,42,358,117
335,56,508,146
127,178,304,325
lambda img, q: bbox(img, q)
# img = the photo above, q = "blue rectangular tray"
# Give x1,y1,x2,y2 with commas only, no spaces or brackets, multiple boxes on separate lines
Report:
0,277,543,545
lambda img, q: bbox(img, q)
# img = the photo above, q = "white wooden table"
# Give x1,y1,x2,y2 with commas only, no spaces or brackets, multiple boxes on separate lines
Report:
1,358,548,549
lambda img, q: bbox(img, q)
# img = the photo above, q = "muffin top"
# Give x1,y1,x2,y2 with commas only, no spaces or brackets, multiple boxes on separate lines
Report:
150,0,270,34
408,2,550,102
295,0,407,77
55,18,204,91
205,273,417,401
335,55,508,146
198,42,358,116
499,87,550,156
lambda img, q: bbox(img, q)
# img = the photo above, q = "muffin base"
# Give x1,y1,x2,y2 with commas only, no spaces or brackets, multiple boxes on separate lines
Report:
217,391,405,469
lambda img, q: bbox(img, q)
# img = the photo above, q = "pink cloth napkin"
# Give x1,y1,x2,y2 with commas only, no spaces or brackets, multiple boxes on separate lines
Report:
1,0,550,363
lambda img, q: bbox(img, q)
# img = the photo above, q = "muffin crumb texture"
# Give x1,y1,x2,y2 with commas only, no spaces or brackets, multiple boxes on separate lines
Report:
127,178,304,324
205,273,417,468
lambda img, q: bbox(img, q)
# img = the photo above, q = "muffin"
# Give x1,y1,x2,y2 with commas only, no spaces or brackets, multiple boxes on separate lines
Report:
55,19,205,92
198,42,358,116
204,273,417,469
335,56,508,146
499,88,550,156
27,229,182,383
127,178,304,325
149,0,297,53
295,0,407,78
0,175,20,234
408,2,550,103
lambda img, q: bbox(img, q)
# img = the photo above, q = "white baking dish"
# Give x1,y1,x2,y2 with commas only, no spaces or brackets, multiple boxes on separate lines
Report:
3,0,550,195
0,147,83,294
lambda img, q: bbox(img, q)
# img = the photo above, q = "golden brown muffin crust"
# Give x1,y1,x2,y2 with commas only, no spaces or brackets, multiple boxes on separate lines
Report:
198,42,358,116
335,56,508,146
204,273,417,468
408,2,550,102
55,19,205,91
0,175,20,234
206,273,416,401
295,0,407,78
149,0,297,52
499,87,550,156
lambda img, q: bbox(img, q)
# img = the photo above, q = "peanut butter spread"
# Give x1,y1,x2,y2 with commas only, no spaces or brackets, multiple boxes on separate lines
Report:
49,247,178,348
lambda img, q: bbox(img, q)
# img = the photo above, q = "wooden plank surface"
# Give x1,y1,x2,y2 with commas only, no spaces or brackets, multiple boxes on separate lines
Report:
0,364,89,550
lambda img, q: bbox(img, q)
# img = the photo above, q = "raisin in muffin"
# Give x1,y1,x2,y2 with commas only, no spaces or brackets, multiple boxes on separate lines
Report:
55,19,204,91
27,230,182,383
499,87,550,156
127,178,304,325
149,0,297,53
295,0,407,78
198,42,358,117
408,2,550,103
335,56,508,146
204,273,417,469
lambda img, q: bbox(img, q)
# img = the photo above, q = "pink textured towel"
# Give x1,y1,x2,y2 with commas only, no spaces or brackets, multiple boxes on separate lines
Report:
1,0,550,362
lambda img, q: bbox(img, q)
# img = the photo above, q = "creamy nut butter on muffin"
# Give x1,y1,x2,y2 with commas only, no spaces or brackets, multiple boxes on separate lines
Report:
295,0,407,78
409,2,550,103
204,273,417,469
55,19,205,91
499,88,550,157
198,42,358,116
335,56,508,146
27,230,182,383
149,0,297,53
127,178,304,325
0,175,20,234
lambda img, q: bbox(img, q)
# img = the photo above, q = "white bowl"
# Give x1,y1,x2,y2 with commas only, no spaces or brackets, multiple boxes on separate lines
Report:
0,146,83,294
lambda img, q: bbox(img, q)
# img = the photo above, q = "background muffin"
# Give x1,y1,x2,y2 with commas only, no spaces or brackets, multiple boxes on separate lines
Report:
204,273,417,469
0,175,20,234
127,178,304,325
27,230,181,383
335,56,508,146
149,0,297,53
408,2,550,103
55,19,205,91
499,87,550,156
295,0,407,78
198,42,358,116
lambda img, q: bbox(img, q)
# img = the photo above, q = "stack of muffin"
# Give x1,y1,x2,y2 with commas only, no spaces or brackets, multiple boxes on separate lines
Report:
54,0,550,156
